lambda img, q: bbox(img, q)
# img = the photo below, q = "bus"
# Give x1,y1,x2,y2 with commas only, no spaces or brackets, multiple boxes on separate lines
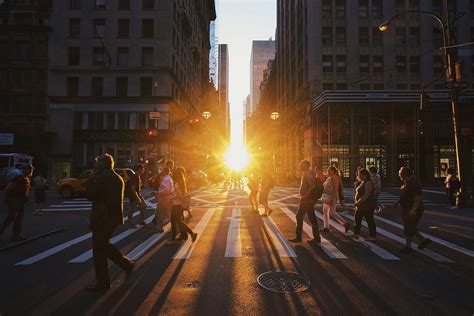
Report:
0,153,33,189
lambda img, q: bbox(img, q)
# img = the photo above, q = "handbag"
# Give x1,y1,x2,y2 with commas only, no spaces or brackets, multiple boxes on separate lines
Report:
321,193,333,204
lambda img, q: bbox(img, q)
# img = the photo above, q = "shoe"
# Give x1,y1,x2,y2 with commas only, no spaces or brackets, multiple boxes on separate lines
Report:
344,223,350,234
126,222,136,229
288,237,302,243
138,221,146,226
399,247,413,254
86,284,110,293
156,228,164,234
310,235,321,243
166,240,181,245
417,238,432,250
191,232,198,242
349,233,360,240
366,237,377,243
320,228,329,233
177,235,188,241
11,236,28,242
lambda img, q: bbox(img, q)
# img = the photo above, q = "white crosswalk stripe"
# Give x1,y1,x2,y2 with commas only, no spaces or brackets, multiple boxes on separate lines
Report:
262,216,297,258
280,207,347,259
225,208,242,257
126,223,172,261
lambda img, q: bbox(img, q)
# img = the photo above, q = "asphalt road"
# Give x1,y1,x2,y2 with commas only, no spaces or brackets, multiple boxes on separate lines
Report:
0,185,473,315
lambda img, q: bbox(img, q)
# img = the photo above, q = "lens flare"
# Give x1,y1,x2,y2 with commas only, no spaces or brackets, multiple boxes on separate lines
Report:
224,145,250,172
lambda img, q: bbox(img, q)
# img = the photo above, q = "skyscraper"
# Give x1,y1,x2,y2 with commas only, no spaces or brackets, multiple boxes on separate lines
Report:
250,39,275,115
218,44,230,139
209,21,218,87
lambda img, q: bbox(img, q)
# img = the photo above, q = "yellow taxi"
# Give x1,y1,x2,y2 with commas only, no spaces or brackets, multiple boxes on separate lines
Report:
56,168,135,198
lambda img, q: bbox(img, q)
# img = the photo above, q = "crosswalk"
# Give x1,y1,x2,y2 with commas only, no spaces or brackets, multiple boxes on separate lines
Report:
13,204,473,268
42,198,132,212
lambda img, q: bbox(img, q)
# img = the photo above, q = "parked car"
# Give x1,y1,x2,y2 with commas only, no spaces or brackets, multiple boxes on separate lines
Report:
188,169,209,190
57,168,135,198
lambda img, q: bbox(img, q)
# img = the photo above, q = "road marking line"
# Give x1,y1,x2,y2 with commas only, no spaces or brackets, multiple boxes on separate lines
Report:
43,208,91,212
69,215,155,263
225,208,242,257
62,201,92,204
127,224,172,261
280,207,347,259
173,209,215,260
271,194,299,204
422,189,445,195
313,211,399,260
373,215,474,257
340,214,454,263
49,204,91,208
262,216,297,258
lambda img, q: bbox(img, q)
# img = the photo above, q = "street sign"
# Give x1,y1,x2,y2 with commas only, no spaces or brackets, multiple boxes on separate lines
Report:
0,133,14,145
149,112,161,120
445,81,468,90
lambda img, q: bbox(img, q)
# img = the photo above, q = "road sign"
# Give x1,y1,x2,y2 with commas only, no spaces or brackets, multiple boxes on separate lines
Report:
149,112,161,120
445,81,468,90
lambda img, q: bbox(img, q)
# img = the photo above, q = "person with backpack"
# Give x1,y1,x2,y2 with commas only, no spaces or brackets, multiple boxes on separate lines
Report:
124,165,146,228
351,168,377,242
259,166,275,217
369,166,384,213
321,166,350,233
445,168,460,209
289,160,321,243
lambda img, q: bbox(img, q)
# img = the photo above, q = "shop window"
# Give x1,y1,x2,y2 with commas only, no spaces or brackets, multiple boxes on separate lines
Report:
142,47,153,66
142,19,154,38
116,77,128,96
140,77,152,96
91,77,103,96
118,112,129,129
67,77,79,96
118,19,129,38
106,112,116,129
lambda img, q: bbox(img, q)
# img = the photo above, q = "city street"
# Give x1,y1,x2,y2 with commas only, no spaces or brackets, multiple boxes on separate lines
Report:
0,185,473,315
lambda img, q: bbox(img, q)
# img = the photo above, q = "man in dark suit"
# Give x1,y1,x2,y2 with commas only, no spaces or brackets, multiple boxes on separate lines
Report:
86,154,134,292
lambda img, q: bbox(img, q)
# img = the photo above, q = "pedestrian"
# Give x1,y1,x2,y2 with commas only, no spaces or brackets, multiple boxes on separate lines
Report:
351,168,377,242
289,160,321,243
5,164,22,182
321,167,350,233
394,166,432,254
369,166,384,213
169,167,197,244
248,170,260,213
259,165,275,217
32,171,48,216
0,164,33,241
85,154,134,292
156,167,174,233
444,168,460,209
125,165,146,228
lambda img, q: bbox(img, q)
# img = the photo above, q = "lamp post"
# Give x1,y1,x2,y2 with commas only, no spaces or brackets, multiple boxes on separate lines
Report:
271,112,280,170
379,9,467,207
202,111,212,168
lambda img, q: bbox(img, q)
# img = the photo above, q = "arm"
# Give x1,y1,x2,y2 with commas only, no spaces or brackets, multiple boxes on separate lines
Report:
410,195,422,214
355,182,373,206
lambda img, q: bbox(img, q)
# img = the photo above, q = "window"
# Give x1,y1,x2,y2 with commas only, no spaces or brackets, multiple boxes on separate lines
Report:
397,84,408,90
70,0,81,9
117,47,129,66
360,55,369,73
410,56,420,73
336,55,346,72
116,77,128,96
118,0,130,10
91,77,103,96
433,27,443,48
14,13,33,25
335,0,345,17
118,112,129,129
373,55,384,73
143,0,153,9
359,27,369,45
69,18,81,38
396,27,406,45
322,27,332,44
15,42,32,59
118,19,129,38
335,27,346,45
95,0,105,9
142,47,153,65
374,83,384,90
408,27,420,47
360,83,370,90
408,0,419,10
372,0,383,18
396,56,406,73
358,0,368,17
93,19,105,38
396,0,405,13
93,47,105,65
67,77,79,96
142,19,154,38
323,82,333,90
336,83,347,90
68,47,80,65
140,77,152,96
322,0,331,16
323,55,332,72
432,0,443,16
106,112,115,129
372,27,383,45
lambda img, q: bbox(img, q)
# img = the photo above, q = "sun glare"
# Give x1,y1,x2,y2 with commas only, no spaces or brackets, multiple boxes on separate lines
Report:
224,145,250,172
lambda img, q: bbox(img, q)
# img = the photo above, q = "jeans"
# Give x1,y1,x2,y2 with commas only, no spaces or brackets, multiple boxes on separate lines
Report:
92,224,133,287
322,202,346,229
295,200,319,239
446,188,456,206
171,205,193,240
354,207,376,238
0,202,25,238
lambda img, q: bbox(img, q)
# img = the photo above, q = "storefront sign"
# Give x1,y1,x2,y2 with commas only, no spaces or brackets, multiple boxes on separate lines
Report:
0,133,14,145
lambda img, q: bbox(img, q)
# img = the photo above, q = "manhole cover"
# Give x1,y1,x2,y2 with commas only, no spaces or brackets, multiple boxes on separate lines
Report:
257,271,310,293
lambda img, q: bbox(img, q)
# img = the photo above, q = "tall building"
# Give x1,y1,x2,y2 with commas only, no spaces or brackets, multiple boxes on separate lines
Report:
260,0,474,184
0,0,52,172
47,0,216,181
218,44,230,139
209,21,218,87
250,39,275,115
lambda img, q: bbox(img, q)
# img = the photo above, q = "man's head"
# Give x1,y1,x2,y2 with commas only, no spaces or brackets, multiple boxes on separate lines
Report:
314,166,323,176
165,160,175,170
299,160,311,172
369,166,377,174
162,167,170,176
21,164,34,178
398,166,413,181
95,154,114,172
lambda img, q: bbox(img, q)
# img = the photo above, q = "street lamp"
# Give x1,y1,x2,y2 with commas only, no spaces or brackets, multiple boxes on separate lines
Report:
271,112,280,121
202,111,212,168
379,10,466,206
270,111,280,172
202,111,212,120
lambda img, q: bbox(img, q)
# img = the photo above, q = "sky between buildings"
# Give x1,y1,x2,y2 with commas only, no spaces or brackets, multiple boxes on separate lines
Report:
217,0,276,146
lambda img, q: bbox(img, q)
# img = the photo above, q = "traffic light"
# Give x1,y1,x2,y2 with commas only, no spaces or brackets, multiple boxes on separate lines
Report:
146,128,158,137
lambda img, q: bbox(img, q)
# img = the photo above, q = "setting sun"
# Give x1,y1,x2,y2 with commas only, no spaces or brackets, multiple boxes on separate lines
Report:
224,145,250,172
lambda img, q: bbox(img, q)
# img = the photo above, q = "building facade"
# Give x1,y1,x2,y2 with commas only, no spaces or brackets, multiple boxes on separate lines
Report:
47,0,216,181
260,0,474,183
249,39,275,115
209,21,218,87
218,43,230,140
0,0,52,172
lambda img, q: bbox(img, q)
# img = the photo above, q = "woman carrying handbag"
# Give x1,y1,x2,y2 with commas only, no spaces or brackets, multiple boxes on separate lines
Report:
321,166,350,233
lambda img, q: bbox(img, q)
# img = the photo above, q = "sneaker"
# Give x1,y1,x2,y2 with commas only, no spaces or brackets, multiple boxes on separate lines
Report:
288,237,302,243
126,222,136,229
349,233,360,240
320,228,330,233
398,247,413,254
310,235,321,243
366,237,377,243
344,223,350,234
417,238,432,250
191,232,198,242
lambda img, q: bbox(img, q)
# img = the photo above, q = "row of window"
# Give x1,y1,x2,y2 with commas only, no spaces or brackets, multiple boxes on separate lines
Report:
69,18,155,39
322,0,383,18
70,0,156,10
66,76,156,97
322,54,424,74
0,95,47,114
74,111,169,130
68,46,153,66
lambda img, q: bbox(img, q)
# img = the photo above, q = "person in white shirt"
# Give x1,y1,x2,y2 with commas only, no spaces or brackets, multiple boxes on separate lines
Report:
155,167,174,233
369,166,384,213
